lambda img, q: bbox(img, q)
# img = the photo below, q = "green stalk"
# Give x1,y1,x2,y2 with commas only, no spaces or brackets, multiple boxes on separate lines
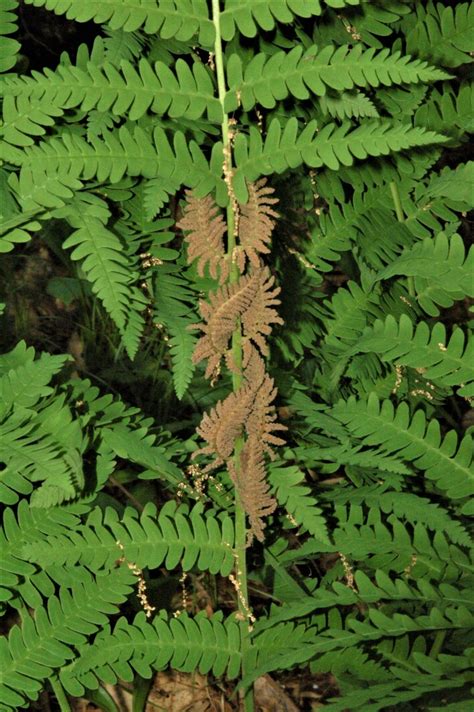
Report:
50,676,71,712
390,181,415,297
212,2,254,710
429,630,446,659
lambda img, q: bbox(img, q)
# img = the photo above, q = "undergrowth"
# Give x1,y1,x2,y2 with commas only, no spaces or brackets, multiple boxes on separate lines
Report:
0,1,473,711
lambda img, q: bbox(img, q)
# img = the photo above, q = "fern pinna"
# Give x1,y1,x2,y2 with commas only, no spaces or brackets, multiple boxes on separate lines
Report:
0,1,473,711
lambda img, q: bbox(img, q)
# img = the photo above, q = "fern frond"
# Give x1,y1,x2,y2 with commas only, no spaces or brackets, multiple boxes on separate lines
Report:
193,266,283,378
332,394,474,500
269,464,329,543
237,177,279,270
230,438,277,543
0,57,221,145
60,610,242,697
405,2,473,68
0,0,20,73
318,90,379,120
56,196,145,356
177,190,228,282
332,486,471,546
0,567,135,710
220,1,363,41
21,0,215,45
376,232,474,316
225,45,449,112
9,125,223,203
415,82,473,139
232,118,446,202
153,264,198,399
352,314,474,393
426,161,473,205
0,499,84,609
0,346,67,409
24,501,236,576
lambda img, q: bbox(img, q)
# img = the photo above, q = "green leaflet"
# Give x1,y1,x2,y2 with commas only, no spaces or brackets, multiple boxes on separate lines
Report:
1,57,222,146
332,393,474,500
224,44,449,112
21,0,215,45
60,611,242,696
0,0,20,73
23,501,236,576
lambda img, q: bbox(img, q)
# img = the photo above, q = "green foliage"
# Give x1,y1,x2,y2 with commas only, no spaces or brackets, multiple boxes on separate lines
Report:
1,1,473,711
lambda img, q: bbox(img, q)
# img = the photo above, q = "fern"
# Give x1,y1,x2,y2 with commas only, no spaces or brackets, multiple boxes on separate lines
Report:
376,231,474,316
0,0,21,73
224,45,449,112
351,314,474,395
332,394,474,500
24,501,236,577
1,1,472,709
404,2,473,68
21,0,215,44
61,610,242,696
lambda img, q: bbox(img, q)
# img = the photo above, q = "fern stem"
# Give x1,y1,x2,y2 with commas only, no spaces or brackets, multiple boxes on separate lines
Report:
212,2,254,710
390,181,415,297
389,181,405,222
49,676,71,712
429,630,446,659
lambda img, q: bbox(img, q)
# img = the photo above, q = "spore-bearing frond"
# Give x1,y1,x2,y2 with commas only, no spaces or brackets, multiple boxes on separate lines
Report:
235,178,279,272
242,267,283,357
194,351,286,539
193,267,283,379
230,439,277,543
192,271,260,379
177,190,229,283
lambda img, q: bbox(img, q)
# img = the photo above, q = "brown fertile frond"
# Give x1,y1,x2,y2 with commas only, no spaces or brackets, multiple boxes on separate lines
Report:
245,367,287,458
235,178,279,272
193,354,266,469
192,271,261,379
230,438,277,543
177,190,229,283
193,387,253,471
241,267,283,356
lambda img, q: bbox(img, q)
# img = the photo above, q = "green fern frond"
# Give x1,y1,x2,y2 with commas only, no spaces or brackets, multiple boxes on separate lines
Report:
318,90,379,120
101,422,182,484
0,567,135,710
56,197,145,356
405,2,473,68
269,464,329,543
376,232,474,316
332,393,474,500
24,501,236,576
1,57,221,145
232,118,446,202
153,265,197,400
415,82,473,139
0,499,86,610
220,0,348,40
10,125,223,203
0,0,20,73
60,610,242,697
426,161,474,204
352,314,473,393
224,45,449,112
332,486,471,546
21,0,215,45
0,346,67,409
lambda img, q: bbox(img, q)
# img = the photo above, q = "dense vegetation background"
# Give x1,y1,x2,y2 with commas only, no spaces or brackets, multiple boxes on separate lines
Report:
0,1,473,711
